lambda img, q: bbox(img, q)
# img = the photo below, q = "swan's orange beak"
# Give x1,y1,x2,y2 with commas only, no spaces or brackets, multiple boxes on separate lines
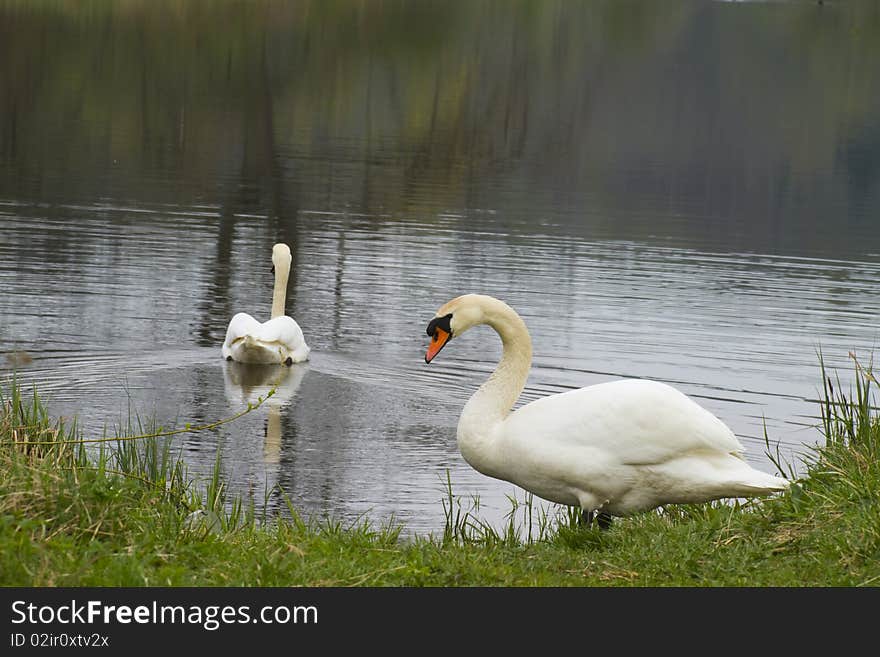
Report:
425,328,450,364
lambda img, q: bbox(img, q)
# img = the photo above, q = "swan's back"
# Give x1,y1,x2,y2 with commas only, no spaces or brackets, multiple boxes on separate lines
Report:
503,379,743,464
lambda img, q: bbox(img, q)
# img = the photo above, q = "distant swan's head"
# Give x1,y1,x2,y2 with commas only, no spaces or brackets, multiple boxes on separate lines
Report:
424,294,495,363
271,243,292,275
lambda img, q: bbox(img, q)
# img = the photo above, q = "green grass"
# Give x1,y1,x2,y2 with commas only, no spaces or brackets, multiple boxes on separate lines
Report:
1,356,879,586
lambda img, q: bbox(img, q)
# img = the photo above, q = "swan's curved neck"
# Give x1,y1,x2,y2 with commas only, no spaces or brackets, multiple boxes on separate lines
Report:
457,300,532,470
270,263,290,319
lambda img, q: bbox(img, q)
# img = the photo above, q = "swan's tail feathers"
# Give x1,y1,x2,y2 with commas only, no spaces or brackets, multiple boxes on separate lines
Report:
739,471,791,494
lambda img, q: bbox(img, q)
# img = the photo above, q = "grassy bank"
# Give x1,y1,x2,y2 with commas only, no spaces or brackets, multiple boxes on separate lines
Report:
1,360,878,586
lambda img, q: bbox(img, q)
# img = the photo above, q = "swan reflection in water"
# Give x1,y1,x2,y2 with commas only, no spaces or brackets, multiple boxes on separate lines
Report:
222,360,309,464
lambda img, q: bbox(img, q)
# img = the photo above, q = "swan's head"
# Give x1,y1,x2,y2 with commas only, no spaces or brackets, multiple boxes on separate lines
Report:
424,294,488,363
270,243,292,275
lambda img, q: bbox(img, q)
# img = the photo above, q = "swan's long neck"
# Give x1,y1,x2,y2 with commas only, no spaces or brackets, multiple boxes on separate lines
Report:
270,261,290,319
457,299,532,474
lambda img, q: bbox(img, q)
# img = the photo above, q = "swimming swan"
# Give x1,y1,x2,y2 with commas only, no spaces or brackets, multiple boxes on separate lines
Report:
222,243,310,365
424,294,789,522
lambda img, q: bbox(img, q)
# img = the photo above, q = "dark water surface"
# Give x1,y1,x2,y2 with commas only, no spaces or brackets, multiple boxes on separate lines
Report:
1,1,879,535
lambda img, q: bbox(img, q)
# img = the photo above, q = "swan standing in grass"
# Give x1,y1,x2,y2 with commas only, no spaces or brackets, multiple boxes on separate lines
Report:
424,294,789,526
222,243,310,365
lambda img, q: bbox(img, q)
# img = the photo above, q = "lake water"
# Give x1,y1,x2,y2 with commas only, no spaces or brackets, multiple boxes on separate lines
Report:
1,0,879,536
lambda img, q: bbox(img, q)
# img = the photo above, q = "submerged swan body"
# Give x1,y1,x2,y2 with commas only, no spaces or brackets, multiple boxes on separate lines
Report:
424,294,789,517
222,243,310,365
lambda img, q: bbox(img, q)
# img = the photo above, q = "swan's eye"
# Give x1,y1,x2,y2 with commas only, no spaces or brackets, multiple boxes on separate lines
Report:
270,265,275,274
426,313,453,338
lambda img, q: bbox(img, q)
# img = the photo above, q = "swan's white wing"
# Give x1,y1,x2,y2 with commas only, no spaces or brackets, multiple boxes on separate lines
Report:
252,316,305,347
222,313,262,356
255,317,310,362
503,379,744,467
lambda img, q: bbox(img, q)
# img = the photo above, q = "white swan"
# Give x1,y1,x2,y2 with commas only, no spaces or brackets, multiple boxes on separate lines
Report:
424,294,789,521
222,243,310,365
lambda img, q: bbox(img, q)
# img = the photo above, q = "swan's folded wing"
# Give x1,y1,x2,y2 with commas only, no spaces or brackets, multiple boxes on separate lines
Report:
504,379,744,467
224,312,262,342
252,316,306,345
